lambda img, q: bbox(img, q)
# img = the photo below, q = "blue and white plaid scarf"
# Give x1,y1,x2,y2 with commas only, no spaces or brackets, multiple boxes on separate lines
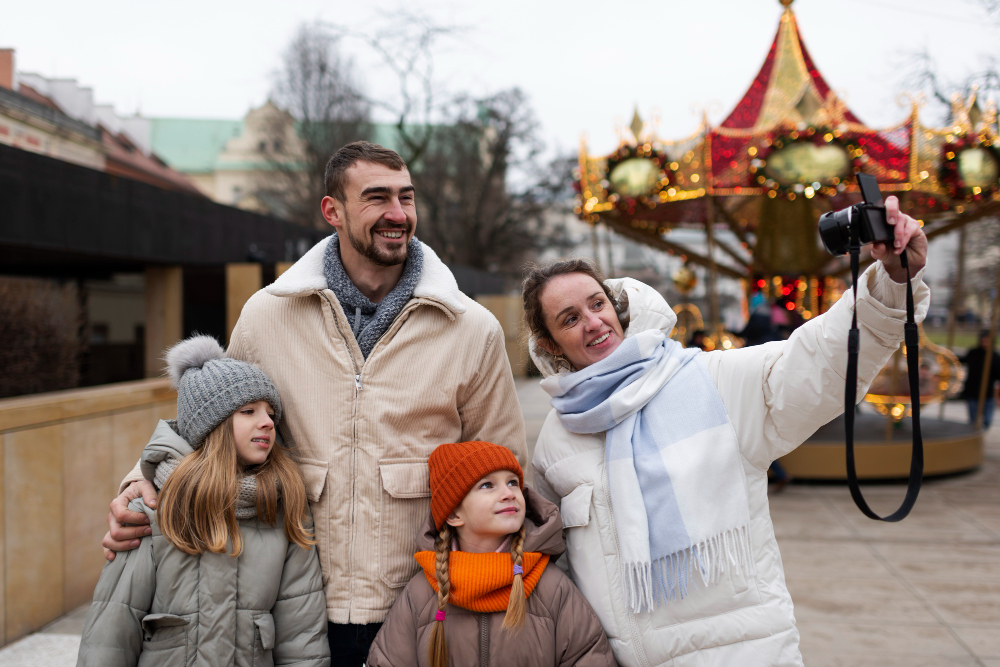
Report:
541,329,754,613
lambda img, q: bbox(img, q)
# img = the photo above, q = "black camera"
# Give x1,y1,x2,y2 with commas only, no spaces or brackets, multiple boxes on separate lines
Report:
818,173,893,256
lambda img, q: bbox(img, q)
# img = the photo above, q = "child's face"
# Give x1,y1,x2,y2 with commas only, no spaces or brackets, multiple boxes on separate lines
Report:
446,470,524,553
232,400,275,466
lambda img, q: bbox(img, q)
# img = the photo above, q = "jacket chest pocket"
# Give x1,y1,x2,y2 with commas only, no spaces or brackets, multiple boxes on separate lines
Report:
378,459,431,588
138,613,190,667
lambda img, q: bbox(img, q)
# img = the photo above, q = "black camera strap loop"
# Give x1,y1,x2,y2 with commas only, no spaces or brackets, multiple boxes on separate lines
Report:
845,226,924,522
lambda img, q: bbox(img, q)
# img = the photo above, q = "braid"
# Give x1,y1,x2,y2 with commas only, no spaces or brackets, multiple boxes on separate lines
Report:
428,524,451,667
502,525,527,631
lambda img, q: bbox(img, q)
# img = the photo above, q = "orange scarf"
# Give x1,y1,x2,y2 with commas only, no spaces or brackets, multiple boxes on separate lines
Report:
413,550,550,613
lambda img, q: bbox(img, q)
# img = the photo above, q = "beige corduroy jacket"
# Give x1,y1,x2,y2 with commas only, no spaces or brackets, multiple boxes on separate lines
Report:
122,236,527,625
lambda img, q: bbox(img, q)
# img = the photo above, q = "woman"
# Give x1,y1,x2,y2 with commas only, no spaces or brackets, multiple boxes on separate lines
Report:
523,201,928,666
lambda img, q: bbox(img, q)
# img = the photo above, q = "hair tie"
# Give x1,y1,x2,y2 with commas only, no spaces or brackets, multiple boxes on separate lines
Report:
512,565,523,576
434,609,446,622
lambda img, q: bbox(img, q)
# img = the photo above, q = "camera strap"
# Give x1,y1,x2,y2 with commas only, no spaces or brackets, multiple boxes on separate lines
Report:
845,227,923,521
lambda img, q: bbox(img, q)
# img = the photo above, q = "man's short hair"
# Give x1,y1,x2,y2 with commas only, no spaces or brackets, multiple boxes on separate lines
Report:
324,141,407,202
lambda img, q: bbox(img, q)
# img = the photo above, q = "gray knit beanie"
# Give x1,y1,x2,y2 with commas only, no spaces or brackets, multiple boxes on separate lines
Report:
164,335,283,448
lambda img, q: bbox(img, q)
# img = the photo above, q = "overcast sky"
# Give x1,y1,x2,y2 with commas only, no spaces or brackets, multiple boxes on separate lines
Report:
3,0,997,157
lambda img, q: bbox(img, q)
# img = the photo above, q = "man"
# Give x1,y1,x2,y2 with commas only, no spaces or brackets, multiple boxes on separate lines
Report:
961,329,1000,429
104,141,527,665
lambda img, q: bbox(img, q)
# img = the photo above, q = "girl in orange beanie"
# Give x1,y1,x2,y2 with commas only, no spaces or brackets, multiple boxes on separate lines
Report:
367,440,617,667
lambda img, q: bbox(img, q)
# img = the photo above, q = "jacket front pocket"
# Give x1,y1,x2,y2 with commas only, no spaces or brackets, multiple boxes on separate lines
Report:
139,613,189,667
296,457,330,584
560,484,593,528
378,458,431,588
253,612,276,667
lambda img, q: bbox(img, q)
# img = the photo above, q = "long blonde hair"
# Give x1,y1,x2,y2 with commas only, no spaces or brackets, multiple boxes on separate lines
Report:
158,415,315,556
427,525,528,667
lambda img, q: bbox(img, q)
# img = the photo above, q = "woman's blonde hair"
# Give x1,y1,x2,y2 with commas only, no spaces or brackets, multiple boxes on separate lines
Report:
157,414,315,556
427,524,528,667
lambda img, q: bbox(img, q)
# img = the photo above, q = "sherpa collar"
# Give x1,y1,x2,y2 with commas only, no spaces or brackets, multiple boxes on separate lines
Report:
267,235,467,316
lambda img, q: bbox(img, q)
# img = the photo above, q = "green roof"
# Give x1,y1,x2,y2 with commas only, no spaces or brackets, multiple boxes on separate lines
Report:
149,118,243,173
148,117,436,174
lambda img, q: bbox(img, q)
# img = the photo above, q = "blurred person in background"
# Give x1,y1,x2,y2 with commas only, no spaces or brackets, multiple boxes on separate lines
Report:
960,329,1000,429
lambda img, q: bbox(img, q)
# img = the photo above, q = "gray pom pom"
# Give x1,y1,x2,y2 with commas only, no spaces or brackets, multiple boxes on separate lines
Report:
164,335,225,387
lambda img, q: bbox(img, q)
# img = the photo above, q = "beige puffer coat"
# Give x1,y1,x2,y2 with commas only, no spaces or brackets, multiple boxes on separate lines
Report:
367,488,618,667
80,420,330,667
122,237,527,624
530,264,929,667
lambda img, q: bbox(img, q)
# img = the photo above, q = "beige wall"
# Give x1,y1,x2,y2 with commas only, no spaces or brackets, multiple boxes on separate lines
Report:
476,295,528,378
0,379,176,647
226,263,262,344
144,267,183,378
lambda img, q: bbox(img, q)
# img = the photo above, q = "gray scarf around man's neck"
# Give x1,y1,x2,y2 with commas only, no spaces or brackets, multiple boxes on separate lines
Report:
323,232,423,358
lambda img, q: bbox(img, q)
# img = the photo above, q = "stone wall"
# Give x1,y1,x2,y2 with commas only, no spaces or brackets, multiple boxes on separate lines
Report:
0,379,176,647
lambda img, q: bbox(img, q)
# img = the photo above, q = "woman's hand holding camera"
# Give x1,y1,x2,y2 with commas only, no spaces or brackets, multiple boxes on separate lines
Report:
870,195,928,283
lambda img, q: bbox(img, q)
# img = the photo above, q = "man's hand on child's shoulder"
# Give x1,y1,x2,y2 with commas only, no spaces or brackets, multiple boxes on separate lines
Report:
102,480,158,561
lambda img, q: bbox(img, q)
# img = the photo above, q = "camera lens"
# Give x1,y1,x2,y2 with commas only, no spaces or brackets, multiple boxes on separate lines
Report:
819,210,852,256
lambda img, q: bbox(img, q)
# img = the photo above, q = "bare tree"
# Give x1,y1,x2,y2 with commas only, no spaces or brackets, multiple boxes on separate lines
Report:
900,48,1000,125
329,11,456,170
261,16,574,274
413,88,575,275
256,22,372,228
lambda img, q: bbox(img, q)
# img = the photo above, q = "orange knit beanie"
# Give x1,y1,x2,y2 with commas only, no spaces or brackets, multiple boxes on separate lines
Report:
429,441,523,530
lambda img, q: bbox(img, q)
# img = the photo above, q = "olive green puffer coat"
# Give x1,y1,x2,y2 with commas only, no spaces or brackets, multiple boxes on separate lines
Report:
77,420,330,667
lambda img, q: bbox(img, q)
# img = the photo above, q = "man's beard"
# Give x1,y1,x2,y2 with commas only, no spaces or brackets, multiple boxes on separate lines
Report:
343,212,412,267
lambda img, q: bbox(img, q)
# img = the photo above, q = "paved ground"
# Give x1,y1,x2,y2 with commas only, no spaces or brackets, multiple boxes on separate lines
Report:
5,378,998,665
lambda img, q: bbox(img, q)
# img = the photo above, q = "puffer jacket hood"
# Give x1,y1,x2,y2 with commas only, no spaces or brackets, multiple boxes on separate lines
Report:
529,277,677,378
134,419,271,522
368,487,616,667
414,486,565,559
138,419,193,484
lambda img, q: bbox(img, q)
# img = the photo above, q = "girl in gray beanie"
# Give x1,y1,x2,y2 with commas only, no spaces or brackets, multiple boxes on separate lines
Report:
78,335,330,667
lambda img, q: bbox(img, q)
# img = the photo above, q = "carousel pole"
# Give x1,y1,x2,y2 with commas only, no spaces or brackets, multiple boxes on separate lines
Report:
591,222,603,274
604,224,616,278
974,260,1000,429
702,116,722,340
580,134,603,274
705,196,722,339
941,227,967,418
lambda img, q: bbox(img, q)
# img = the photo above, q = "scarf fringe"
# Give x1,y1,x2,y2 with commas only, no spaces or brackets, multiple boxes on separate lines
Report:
623,523,755,613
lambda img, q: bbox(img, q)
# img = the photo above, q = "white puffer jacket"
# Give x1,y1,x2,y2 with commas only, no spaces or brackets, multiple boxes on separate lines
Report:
530,263,928,667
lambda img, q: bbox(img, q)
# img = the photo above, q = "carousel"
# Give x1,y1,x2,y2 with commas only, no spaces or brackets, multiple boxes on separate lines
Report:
575,0,1000,479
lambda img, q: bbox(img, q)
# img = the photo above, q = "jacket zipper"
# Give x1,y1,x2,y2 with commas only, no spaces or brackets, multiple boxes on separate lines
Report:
478,613,490,667
321,292,364,617
318,292,441,620
603,470,651,667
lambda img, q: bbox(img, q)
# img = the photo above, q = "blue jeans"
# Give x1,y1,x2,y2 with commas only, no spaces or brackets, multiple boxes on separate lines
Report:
967,398,995,429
